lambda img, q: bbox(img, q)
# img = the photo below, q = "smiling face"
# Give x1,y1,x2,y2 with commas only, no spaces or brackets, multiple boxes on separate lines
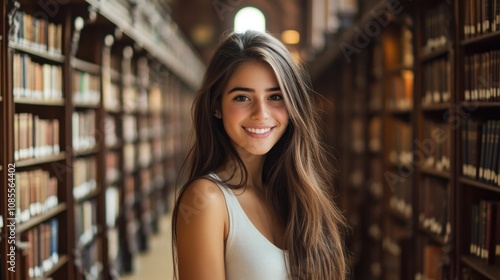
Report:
220,60,289,157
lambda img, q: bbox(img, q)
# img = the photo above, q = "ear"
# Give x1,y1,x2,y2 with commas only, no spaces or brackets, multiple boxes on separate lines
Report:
213,110,222,119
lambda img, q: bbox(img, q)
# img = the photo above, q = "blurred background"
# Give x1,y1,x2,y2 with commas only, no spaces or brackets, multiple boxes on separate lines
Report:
1,0,500,279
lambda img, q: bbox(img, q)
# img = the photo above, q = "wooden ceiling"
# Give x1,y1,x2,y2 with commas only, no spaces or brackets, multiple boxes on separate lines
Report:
169,0,309,64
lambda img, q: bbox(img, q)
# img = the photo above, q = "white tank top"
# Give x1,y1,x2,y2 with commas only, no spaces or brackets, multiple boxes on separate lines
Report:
208,173,290,280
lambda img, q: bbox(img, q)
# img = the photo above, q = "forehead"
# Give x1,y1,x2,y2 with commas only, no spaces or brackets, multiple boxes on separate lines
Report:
225,60,279,87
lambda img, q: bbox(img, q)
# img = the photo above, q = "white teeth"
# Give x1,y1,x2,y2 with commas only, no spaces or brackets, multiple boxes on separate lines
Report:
245,127,272,134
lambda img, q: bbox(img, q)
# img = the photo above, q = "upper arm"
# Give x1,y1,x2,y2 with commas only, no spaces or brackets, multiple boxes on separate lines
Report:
175,179,228,280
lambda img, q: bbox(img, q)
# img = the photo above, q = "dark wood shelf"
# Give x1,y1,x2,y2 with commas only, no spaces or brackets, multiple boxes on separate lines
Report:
1,1,201,279
105,140,122,150
461,101,500,109
16,152,67,168
461,31,500,47
14,97,65,106
389,64,414,74
421,102,449,112
420,45,450,62
417,224,446,246
460,177,500,193
73,101,100,109
387,207,412,224
387,106,413,115
420,167,450,180
70,57,101,74
8,42,65,63
17,203,67,233
461,256,500,280
44,255,69,278
74,188,101,204
105,107,122,113
74,146,100,157
75,227,103,253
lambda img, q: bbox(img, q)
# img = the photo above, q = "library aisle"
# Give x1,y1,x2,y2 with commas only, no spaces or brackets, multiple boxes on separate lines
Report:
2,0,500,280
120,213,174,280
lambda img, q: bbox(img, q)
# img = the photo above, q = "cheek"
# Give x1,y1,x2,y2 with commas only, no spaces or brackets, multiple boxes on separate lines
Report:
276,107,289,126
223,105,247,122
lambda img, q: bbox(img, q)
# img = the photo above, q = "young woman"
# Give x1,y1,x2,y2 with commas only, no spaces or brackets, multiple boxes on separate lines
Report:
172,30,348,280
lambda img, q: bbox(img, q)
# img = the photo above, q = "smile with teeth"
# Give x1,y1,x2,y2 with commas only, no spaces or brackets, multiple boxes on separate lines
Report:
244,127,273,134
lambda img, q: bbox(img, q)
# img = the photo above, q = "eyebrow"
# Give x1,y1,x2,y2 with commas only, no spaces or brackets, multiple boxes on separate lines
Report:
227,86,281,94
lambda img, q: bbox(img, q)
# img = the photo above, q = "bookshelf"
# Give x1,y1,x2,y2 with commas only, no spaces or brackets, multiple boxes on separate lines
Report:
0,0,203,279
311,0,500,279
455,0,500,279
312,3,416,278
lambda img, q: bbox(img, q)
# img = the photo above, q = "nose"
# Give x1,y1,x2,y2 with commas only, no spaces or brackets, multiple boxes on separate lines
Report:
251,99,270,120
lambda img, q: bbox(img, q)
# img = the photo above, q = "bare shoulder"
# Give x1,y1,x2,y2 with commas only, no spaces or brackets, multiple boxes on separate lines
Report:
176,178,227,223
175,178,228,279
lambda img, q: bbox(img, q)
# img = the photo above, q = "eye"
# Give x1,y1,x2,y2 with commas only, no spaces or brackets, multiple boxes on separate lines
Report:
233,95,250,101
269,94,283,101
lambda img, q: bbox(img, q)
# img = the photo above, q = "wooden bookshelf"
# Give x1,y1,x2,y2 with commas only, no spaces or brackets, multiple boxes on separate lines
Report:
311,0,500,279
0,1,202,279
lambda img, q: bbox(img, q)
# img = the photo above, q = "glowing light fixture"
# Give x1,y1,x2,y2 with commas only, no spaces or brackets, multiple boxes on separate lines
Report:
281,30,300,44
234,7,266,33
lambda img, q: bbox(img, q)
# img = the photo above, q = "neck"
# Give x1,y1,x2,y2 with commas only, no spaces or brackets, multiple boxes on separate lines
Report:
220,153,266,191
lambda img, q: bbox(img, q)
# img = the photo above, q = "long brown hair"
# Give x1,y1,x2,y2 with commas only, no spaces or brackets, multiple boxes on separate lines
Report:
172,30,348,280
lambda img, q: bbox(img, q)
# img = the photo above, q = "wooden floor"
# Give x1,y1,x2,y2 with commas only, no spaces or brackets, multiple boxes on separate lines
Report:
119,213,174,280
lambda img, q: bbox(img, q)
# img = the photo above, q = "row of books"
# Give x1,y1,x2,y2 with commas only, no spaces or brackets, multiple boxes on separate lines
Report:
462,267,490,280
16,170,58,224
350,118,365,154
105,151,120,184
104,116,119,148
418,244,445,280
368,116,382,153
12,52,63,100
419,177,450,242
387,70,413,110
464,0,500,38
123,115,138,143
462,119,500,187
138,142,152,168
72,70,101,105
73,157,97,201
422,57,451,105
464,50,500,102
105,187,120,228
388,179,412,220
400,25,414,68
74,200,98,247
123,143,136,173
388,120,412,166
368,158,383,200
14,113,60,161
138,115,165,140
421,120,451,172
20,219,59,279
13,11,63,53
72,110,96,152
103,81,120,112
423,3,451,51
470,200,500,265
76,239,103,279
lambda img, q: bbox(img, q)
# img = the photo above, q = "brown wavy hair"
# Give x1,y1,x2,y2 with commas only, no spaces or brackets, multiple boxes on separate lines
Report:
172,30,348,280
